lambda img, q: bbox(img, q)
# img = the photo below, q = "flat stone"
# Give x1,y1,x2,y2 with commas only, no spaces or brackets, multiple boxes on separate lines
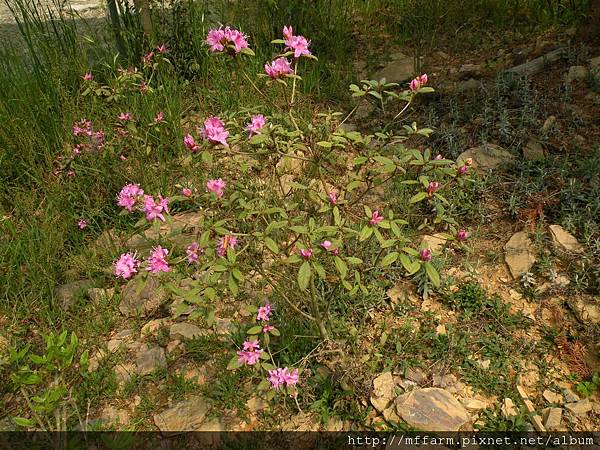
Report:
119,276,165,317
114,363,135,385
457,144,514,170
566,65,588,83
502,398,518,419
523,139,546,160
87,288,114,304
166,340,182,353
459,64,481,77
565,399,592,416
246,396,268,414
153,396,210,431
100,406,130,427
405,367,426,384
382,405,401,423
141,318,171,336
542,116,556,132
395,388,470,431
421,234,448,252
432,373,457,389
462,398,488,410
569,298,600,324
170,322,203,340
370,372,396,413
504,231,536,278
590,56,600,68
543,389,564,404
543,407,563,429
531,414,546,432
549,225,584,254
135,346,166,375
373,54,416,84
562,388,580,403
55,279,94,309
126,211,203,251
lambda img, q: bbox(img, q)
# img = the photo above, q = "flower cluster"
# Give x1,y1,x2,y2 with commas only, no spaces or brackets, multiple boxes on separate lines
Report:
457,157,473,175
427,181,440,197
205,27,249,54
246,114,267,136
183,134,200,152
114,252,140,279
264,57,293,79
237,339,263,365
117,183,144,212
267,367,299,389
201,117,229,147
72,118,105,153
410,74,428,91
186,242,203,264
370,210,384,225
146,246,170,273
217,234,238,257
206,178,226,199
282,25,311,58
143,195,169,222
299,248,313,259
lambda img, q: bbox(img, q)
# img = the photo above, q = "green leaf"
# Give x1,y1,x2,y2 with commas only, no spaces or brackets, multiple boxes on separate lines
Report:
201,151,212,165
334,256,348,279
232,268,244,282
228,273,239,296
346,257,363,265
353,156,368,166
249,133,268,145
270,327,281,337
399,254,420,275
227,355,242,370
424,262,441,287
381,252,399,267
409,192,428,203
312,262,326,279
317,141,332,148
247,326,262,335
297,261,311,290
359,226,373,242
12,417,35,428
264,237,279,254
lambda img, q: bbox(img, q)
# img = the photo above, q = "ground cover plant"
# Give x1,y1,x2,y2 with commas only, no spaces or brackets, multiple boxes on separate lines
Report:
0,0,599,437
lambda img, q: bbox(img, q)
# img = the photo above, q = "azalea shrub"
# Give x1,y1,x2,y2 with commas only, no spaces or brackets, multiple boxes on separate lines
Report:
91,25,472,398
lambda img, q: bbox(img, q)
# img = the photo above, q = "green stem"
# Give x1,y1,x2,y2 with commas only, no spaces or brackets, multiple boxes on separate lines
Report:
309,274,329,340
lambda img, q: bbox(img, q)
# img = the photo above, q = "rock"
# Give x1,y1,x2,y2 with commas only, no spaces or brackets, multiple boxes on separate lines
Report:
457,78,480,93
565,399,592,416
502,398,518,419
462,398,488,410
141,318,171,336
504,231,536,278
405,367,426,384
531,414,546,432
88,349,107,372
435,324,447,335
566,65,588,83
543,407,563,429
135,346,166,375
459,64,481,77
282,412,320,431
457,144,514,170
119,276,165,317
126,211,203,251
542,116,556,132
548,225,584,254
395,388,470,431
100,406,130,426
325,417,344,431
543,389,564,404
373,53,416,84
371,372,397,412
170,323,203,340
382,405,402,423
87,288,114,304
591,56,600,68
475,359,491,370
569,298,600,324
432,51,450,60
562,388,580,403
246,396,268,414
523,139,546,160
153,396,210,431
353,102,375,121
421,233,448,252
214,317,235,335
55,279,93,309
398,379,417,391
114,363,135,386
339,123,357,133
553,274,570,287
170,297,196,317
275,154,305,175
166,340,182,353
432,373,457,389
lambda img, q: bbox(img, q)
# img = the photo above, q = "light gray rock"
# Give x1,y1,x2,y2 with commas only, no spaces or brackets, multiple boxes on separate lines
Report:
395,388,470,431
119,276,166,317
565,399,592,416
55,279,94,309
405,367,426,384
523,139,546,160
549,225,584,254
135,346,166,375
543,407,563,429
87,288,114,304
562,388,580,403
566,65,588,83
504,231,536,278
569,298,600,324
590,56,600,68
373,53,416,84
457,144,514,170
153,396,210,431
370,372,397,413
170,322,203,340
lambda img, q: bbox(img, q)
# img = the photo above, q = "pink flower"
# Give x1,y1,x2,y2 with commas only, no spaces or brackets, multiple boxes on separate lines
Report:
246,114,267,136
182,187,193,197
154,111,164,123
146,246,170,274
77,219,87,229
143,195,169,222
299,248,313,259
217,234,238,257
83,72,93,81
409,74,428,91
117,183,144,211
156,43,168,53
72,119,92,137
183,134,200,152
427,181,440,197
370,210,384,225
120,155,127,161
205,27,249,54
67,169,75,178
92,131,105,149
263,325,274,333
114,252,139,279
456,229,469,242
72,144,83,156
321,240,332,250
282,25,311,58
267,367,299,389
458,165,469,175
264,57,293,79
237,339,262,365
257,304,272,322
328,191,337,205
420,248,432,262
206,178,226,199
142,51,154,64
434,154,443,160
118,112,131,121
186,242,203,263
201,117,229,147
